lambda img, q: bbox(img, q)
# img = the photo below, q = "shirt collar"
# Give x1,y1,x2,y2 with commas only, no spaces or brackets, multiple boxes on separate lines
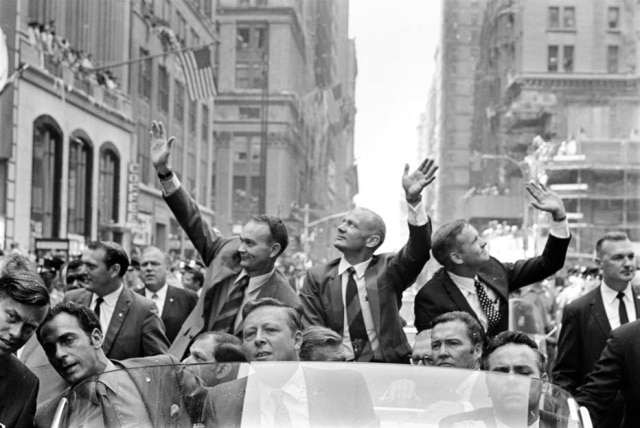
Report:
258,365,306,401
447,271,477,294
338,257,371,279
98,360,120,396
92,284,123,307
239,268,275,294
601,281,631,304
145,283,168,300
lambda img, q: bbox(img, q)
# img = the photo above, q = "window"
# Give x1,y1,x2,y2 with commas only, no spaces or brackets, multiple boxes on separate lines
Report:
608,7,620,30
608,45,619,73
239,107,260,119
189,99,197,134
174,80,185,123
200,158,208,206
139,48,151,99
548,45,559,71
191,29,200,49
202,105,209,139
548,7,560,29
563,45,574,72
137,123,151,184
68,136,92,238
204,0,212,18
98,146,119,225
563,7,575,29
158,65,169,112
235,24,268,89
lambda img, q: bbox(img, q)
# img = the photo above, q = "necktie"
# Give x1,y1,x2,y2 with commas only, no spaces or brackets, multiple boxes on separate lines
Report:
94,297,104,318
212,275,250,333
475,279,501,336
151,293,161,312
345,267,373,361
272,389,292,428
617,292,629,325
95,381,122,428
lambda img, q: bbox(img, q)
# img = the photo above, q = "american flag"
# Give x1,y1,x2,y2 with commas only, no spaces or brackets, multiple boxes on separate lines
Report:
177,47,217,101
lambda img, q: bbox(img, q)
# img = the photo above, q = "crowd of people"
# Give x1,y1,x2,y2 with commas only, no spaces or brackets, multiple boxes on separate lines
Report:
0,120,637,427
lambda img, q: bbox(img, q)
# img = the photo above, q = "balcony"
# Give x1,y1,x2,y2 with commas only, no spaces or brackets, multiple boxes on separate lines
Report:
545,140,640,169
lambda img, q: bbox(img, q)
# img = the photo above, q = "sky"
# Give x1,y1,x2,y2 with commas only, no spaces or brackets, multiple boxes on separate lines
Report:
348,0,441,251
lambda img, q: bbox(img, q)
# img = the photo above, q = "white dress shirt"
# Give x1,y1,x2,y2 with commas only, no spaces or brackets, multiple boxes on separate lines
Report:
91,285,123,333
234,268,275,332
601,282,637,330
250,366,310,428
144,283,168,314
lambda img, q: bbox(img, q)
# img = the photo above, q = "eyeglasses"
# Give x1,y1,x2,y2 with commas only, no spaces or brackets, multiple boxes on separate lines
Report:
409,355,433,366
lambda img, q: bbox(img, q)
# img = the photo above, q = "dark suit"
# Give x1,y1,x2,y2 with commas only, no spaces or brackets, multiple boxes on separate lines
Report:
64,287,170,360
576,320,640,428
553,286,640,394
204,367,378,427
414,234,570,333
136,285,198,342
35,355,206,428
439,407,566,428
300,223,432,363
165,185,301,359
0,354,39,428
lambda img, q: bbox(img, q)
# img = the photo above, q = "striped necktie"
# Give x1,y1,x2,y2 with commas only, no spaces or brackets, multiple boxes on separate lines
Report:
345,267,373,361
212,275,250,333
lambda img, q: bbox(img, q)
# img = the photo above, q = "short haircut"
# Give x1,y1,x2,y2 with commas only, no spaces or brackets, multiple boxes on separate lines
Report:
300,326,344,361
67,259,84,271
141,246,169,265
595,231,630,257
251,215,289,256
192,331,245,362
86,241,130,276
432,219,469,267
482,330,546,374
430,311,486,349
37,301,101,343
241,297,302,333
0,269,50,307
0,254,34,276
184,269,204,286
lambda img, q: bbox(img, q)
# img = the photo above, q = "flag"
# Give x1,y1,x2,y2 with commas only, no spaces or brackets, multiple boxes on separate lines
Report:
325,83,342,125
177,47,217,101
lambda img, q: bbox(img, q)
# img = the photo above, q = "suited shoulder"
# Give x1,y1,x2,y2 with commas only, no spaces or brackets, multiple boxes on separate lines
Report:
169,285,198,300
611,318,640,340
563,286,600,310
63,287,90,301
307,258,340,278
416,267,449,296
116,354,180,369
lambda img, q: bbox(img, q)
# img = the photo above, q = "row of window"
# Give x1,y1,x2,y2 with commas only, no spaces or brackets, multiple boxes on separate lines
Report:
548,6,620,31
547,44,620,73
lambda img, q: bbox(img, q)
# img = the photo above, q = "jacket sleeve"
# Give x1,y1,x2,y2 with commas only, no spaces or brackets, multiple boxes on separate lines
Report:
552,303,580,394
384,222,432,295
299,271,328,328
141,303,171,357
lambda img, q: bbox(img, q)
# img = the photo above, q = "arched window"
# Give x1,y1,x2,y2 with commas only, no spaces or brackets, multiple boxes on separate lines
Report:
98,144,120,226
68,132,93,238
31,116,63,238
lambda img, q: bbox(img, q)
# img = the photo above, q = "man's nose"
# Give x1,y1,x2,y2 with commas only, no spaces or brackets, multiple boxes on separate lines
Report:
7,322,22,340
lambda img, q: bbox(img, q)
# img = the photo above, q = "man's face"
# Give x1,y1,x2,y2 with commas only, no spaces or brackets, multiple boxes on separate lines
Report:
431,320,481,369
309,344,348,361
140,248,168,292
597,239,636,288
333,209,375,254
82,248,118,296
242,306,301,362
39,313,105,385
66,266,87,291
182,271,199,292
183,335,219,386
410,330,433,366
486,343,544,423
0,294,48,357
452,225,490,267
238,221,279,275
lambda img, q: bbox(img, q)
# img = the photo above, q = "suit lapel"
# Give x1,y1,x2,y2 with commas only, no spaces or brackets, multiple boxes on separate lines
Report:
590,288,611,335
443,271,477,314
477,273,508,301
162,286,175,318
364,258,381,335
205,261,242,325
103,289,131,355
632,288,640,319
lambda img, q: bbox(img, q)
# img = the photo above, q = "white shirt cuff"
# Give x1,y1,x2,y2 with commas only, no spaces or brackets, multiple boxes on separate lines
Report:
159,172,181,197
549,218,570,239
406,201,429,226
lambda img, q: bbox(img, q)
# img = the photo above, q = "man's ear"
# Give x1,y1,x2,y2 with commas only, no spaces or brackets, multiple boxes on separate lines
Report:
215,363,232,380
293,330,303,352
541,372,549,382
108,263,121,278
449,251,464,265
269,243,282,258
90,328,104,349
365,235,381,249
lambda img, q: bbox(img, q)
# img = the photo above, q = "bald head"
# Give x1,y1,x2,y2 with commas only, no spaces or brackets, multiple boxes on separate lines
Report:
334,207,387,263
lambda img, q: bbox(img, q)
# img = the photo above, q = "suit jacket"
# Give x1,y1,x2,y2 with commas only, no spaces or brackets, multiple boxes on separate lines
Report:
576,320,640,428
136,285,198,343
35,355,206,428
165,185,301,359
64,287,170,360
300,222,432,363
0,354,39,428
414,234,571,333
204,367,378,427
439,407,566,428
553,285,640,395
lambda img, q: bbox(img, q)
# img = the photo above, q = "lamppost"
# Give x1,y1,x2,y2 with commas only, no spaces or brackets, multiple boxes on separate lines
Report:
479,154,531,257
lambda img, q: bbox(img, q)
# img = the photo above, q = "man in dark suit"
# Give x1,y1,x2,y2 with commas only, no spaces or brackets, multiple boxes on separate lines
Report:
136,246,198,342
300,158,438,363
150,121,301,359
35,302,206,427
64,241,170,359
0,270,50,428
414,182,570,337
204,298,377,427
576,319,640,428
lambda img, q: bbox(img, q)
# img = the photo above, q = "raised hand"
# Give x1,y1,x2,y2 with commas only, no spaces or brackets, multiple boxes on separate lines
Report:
150,121,175,173
526,181,566,220
402,158,438,202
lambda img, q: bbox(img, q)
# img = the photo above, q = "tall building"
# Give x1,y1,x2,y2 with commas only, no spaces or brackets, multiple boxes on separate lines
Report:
420,0,488,227
472,0,640,260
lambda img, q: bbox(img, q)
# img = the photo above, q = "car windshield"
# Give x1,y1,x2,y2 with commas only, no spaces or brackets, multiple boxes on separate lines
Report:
43,361,583,428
